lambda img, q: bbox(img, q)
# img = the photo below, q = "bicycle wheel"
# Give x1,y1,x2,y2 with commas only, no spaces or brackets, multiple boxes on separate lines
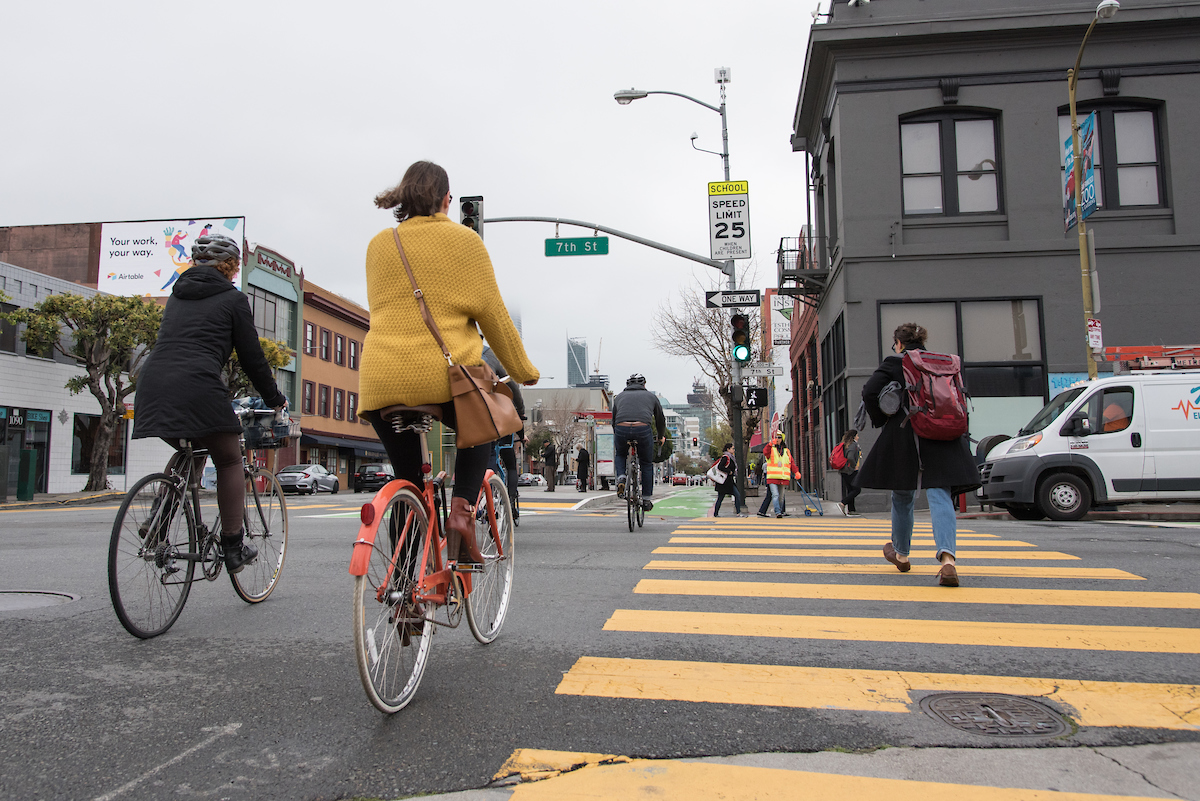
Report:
634,460,645,528
353,487,435,713
511,490,520,528
108,474,196,639
466,474,515,644
229,469,289,603
625,461,636,532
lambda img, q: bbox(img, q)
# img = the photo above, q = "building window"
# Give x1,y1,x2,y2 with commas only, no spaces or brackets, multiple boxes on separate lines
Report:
348,392,358,422
248,287,277,340
348,339,359,370
334,335,345,366
1,302,17,353
901,113,1001,215
71,414,127,475
276,370,295,408
334,388,344,420
1059,105,1163,210
320,329,331,361
318,384,330,417
304,322,316,356
821,313,847,448
303,380,315,415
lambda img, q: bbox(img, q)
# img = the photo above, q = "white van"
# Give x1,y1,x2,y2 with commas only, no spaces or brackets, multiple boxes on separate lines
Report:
978,370,1200,520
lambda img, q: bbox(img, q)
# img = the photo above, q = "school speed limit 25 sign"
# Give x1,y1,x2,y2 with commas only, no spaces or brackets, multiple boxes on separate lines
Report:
708,180,752,260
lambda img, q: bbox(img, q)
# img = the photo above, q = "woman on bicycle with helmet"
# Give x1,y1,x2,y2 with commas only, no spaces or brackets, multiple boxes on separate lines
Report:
133,234,288,574
362,160,538,565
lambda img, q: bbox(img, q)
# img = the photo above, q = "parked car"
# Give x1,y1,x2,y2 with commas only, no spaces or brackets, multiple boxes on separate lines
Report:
354,463,394,493
671,474,688,486
519,473,546,487
275,463,339,494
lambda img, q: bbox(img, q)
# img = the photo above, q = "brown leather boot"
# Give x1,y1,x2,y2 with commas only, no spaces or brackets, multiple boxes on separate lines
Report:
446,496,486,565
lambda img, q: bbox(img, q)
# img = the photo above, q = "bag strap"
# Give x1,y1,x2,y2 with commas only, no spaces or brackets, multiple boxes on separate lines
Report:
392,227,454,366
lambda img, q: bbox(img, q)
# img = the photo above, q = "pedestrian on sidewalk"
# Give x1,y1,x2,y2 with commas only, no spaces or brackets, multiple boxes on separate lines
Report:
541,439,557,492
855,322,980,587
757,431,800,518
576,445,590,492
711,442,746,517
835,429,862,516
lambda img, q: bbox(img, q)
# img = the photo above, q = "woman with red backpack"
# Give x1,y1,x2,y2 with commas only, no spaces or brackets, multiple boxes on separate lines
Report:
832,429,862,516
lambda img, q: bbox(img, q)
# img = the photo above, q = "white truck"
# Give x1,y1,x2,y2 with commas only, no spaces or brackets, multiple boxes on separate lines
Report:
978,355,1200,521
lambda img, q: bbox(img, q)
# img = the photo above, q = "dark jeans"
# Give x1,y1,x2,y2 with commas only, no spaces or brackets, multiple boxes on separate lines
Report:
364,402,488,502
840,471,861,513
714,483,743,515
487,435,519,501
614,423,655,498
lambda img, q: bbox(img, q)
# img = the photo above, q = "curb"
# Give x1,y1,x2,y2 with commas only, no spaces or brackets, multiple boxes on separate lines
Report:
0,491,126,511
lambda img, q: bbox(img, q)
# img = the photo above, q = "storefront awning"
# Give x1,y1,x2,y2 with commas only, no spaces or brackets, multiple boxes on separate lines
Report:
300,433,388,459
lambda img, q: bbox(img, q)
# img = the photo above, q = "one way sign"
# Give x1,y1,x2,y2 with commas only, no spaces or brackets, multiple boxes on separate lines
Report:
705,290,761,308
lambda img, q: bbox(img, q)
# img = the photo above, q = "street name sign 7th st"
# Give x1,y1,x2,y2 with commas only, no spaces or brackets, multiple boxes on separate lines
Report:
742,363,783,377
545,237,609,256
705,290,761,308
709,180,752,260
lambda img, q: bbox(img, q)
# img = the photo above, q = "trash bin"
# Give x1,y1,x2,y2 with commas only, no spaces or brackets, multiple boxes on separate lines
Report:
17,448,36,502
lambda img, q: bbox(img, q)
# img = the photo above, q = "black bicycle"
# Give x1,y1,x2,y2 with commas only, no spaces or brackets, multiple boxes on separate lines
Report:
623,439,644,532
107,404,289,638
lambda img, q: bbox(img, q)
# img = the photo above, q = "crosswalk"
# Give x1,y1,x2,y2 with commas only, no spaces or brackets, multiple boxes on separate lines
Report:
291,493,594,519
554,515,1200,733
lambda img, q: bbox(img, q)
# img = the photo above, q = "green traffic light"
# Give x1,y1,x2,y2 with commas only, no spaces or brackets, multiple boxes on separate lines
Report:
732,343,750,361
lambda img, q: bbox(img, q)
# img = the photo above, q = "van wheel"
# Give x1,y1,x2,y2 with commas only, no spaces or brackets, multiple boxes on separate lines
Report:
1036,473,1091,521
1005,504,1046,521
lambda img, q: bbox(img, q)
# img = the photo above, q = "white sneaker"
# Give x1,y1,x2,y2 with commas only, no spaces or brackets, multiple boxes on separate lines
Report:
835,502,847,516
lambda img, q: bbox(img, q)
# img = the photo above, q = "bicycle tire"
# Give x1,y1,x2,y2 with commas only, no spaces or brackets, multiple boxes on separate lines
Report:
466,474,515,644
353,487,435,713
626,457,637,533
634,458,645,528
108,473,196,639
512,491,520,528
229,469,289,604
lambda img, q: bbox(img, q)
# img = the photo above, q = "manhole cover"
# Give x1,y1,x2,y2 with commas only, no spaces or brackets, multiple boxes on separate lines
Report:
0,591,79,612
920,693,1070,740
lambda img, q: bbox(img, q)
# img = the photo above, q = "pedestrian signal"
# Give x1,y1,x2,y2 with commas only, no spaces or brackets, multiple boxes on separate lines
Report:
460,196,484,240
730,314,750,364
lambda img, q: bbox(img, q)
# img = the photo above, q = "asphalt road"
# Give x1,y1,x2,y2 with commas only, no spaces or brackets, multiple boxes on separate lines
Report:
0,488,1197,801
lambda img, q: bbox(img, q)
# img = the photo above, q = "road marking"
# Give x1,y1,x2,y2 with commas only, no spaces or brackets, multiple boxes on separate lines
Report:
668,536,1035,547
493,748,632,783
603,609,1200,653
509,754,1188,799
645,560,1143,579
91,722,241,801
653,546,1079,560
559,658,1200,730
633,579,1200,608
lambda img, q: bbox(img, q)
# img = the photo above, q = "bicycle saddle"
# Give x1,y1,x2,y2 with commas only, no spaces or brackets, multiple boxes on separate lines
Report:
380,404,443,433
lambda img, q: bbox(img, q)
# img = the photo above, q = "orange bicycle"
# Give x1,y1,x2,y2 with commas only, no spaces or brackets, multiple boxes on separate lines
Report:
349,405,515,713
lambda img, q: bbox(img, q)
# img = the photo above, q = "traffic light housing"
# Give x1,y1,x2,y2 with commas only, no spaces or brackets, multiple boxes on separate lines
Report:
460,196,484,240
730,314,750,364
692,437,699,447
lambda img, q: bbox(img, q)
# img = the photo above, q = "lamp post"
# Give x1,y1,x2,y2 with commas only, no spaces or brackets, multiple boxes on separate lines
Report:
1068,0,1119,380
614,70,747,489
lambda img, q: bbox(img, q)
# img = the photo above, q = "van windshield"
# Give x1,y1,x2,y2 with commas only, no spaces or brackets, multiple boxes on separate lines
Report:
1019,388,1085,435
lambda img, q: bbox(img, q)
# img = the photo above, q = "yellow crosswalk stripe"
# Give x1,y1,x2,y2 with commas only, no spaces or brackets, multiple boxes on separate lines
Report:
669,536,1035,547
645,560,1143,579
555,656,1200,730
603,609,1200,653
633,579,1200,608
653,546,1079,560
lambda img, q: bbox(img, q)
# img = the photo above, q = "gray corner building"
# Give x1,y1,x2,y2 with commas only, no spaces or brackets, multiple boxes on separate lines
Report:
785,0,1200,506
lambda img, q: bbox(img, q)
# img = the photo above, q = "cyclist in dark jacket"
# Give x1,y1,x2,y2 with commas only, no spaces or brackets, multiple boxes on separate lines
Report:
134,235,287,574
611,373,666,511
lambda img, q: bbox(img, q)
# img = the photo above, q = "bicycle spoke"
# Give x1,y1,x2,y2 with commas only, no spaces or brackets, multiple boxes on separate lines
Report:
466,474,515,644
230,470,288,603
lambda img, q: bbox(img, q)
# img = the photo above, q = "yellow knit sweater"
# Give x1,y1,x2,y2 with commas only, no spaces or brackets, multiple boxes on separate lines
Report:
360,214,538,411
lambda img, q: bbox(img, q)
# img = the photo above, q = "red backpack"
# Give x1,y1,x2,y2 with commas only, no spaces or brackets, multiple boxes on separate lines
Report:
829,443,847,470
901,350,969,441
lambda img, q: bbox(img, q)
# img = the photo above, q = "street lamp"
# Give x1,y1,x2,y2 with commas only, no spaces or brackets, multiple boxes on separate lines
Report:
614,69,747,488
1068,0,1119,380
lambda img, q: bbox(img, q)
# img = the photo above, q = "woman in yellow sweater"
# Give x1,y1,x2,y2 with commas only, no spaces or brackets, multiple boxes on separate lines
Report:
362,161,538,563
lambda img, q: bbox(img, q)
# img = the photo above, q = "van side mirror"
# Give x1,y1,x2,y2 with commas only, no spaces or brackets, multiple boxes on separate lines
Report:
1061,410,1091,437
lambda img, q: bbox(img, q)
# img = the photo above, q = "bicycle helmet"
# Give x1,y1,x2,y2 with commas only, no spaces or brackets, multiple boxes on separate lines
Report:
627,373,647,386
191,234,241,268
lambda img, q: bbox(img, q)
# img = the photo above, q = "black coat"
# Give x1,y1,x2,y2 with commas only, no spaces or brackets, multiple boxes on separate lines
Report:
577,448,590,467
854,352,981,493
134,266,286,440
715,452,737,490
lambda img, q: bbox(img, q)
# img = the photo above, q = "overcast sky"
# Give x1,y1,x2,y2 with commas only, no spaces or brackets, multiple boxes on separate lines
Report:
1,1,812,406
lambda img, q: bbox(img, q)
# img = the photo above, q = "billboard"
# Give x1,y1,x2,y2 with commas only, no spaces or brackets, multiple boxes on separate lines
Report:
97,217,245,297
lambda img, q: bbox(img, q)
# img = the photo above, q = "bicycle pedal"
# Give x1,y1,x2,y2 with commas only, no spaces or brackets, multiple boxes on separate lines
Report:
455,561,486,574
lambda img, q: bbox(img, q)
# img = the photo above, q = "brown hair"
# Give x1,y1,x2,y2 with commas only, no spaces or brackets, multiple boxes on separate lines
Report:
841,428,858,444
374,161,450,221
214,258,239,281
893,322,927,350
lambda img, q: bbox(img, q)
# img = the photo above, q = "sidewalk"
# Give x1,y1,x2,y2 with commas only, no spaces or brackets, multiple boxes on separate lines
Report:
0,489,128,510
407,742,1200,800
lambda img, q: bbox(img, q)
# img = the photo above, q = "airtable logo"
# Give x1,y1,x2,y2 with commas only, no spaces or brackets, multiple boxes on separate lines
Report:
1170,386,1200,420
